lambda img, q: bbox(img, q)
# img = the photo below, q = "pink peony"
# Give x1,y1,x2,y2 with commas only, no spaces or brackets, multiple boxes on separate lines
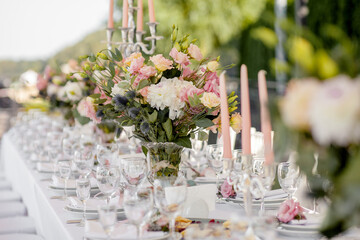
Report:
220,179,236,198
124,52,143,66
36,74,48,91
179,85,204,103
129,56,145,74
188,44,203,61
277,199,305,223
150,54,173,71
83,97,101,124
169,48,190,67
180,67,194,80
204,78,220,97
139,66,157,78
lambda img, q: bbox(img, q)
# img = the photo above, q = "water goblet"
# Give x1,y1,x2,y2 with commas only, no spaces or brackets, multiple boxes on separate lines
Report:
153,175,187,240
98,205,117,240
74,149,94,178
96,165,121,204
76,178,91,227
96,143,118,166
58,160,72,199
206,144,224,200
121,157,147,187
123,187,154,239
278,161,300,200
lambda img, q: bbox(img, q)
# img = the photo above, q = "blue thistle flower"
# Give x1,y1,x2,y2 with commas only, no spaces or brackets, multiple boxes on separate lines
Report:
126,90,136,99
140,122,150,134
96,109,104,118
128,107,140,118
113,94,129,107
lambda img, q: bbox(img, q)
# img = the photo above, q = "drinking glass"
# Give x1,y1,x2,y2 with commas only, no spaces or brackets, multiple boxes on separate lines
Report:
278,161,300,199
98,205,117,240
121,157,147,187
62,137,77,161
76,178,91,227
58,160,72,199
96,165,120,204
47,146,62,177
123,187,154,239
74,149,94,178
206,144,224,200
153,176,187,239
96,143,118,166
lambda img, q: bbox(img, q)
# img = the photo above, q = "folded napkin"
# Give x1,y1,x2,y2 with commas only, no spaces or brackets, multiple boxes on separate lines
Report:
183,184,217,218
37,162,57,172
67,196,121,211
237,189,287,200
51,175,97,189
289,214,323,226
85,221,166,239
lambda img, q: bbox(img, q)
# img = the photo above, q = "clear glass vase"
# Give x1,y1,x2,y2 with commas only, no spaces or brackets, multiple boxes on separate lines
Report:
141,142,184,183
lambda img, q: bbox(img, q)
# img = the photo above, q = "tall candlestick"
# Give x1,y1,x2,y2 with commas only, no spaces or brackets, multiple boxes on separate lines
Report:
240,64,251,155
219,72,233,159
148,0,156,23
122,0,129,28
258,70,274,164
108,0,114,28
137,0,143,31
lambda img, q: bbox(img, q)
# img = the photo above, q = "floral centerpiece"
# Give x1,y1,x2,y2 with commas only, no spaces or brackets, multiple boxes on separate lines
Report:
272,75,360,237
78,27,240,180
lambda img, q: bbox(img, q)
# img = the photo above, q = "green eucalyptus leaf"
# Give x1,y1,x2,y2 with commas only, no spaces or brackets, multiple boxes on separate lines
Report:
195,118,214,128
149,111,158,123
162,118,173,141
89,93,101,99
174,137,191,149
198,131,209,141
72,109,91,125
109,62,115,77
118,81,130,89
89,54,96,62
137,79,150,90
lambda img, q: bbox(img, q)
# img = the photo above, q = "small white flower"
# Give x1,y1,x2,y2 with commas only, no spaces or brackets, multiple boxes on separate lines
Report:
309,75,360,146
56,86,67,101
64,82,83,102
46,84,59,96
111,83,126,97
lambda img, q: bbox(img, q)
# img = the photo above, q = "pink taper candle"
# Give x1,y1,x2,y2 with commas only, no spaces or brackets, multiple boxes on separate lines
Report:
137,0,143,31
219,72,233,159
148,0,156,23
122,0,129,28
258,70,274,165
108,0,114,28
240,64,251,155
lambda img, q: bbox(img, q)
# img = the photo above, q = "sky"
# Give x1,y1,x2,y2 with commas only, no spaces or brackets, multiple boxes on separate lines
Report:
0,0,110,61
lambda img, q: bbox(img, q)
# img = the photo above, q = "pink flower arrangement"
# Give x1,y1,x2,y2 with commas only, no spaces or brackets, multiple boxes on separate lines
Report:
36,74,48,91
179,85,204,103
188,43,203,61
149,54,173,71
170,47,190,67
277,199,306,223
220,179,236,198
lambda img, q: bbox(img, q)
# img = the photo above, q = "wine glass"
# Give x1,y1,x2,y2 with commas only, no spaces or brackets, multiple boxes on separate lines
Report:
206,144,224,200
123,187,154,239
74,149,94,178
62,137,77,161
96,165,120,204
76,178,91,227
121,157,147,187
98,205,117,240
96,143,117,166
47,146,62,177
58,160,72,199
278,161,300,199
153,175,187,240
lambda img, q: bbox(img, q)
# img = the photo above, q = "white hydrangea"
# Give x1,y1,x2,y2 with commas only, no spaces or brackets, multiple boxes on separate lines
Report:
147,77,193,120
63,81,83,102
309,75,360,146
111,83,126,97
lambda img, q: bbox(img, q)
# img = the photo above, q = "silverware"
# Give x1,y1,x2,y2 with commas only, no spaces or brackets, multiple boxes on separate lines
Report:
50,196,65,200
66,219,97,224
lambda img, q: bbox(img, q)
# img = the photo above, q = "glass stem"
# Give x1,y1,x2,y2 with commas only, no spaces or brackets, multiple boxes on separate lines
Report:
83,200,87,223
136,224,142,239
64,178,67,199
169,217,176,240
260,196,265,216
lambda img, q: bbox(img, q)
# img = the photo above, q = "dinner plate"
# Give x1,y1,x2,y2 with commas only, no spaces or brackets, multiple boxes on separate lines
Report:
276,228,320,238
194,177,224,184
64,206,126,220
48,185,100,196
281,223,320,231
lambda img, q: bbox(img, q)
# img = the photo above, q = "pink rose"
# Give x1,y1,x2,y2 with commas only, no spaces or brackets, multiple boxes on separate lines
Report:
124,52,143,66
169,48,190,67
220,179,235,198
179,85,204,103
139,86,149,99
83,97,101,124
204,79,220,97
180,67,194,80
277,199,305,223
150,54,173,71
36,74,48,91
129,56,145,74
188,44,203,61
139,66,157,78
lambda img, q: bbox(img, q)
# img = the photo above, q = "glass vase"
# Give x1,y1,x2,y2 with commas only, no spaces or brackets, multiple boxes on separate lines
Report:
141,142,184,183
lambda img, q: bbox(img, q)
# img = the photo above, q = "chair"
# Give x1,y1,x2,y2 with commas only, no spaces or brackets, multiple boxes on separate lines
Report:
0,217,37,234
0,181,11,190
0,234,44,240
0,191,21,202
0,202,26,218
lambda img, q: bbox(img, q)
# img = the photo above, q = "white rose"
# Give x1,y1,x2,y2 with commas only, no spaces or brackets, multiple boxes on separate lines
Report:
200,92,221,108
207,61,219,72
281,78,320,131
56,87,67,101
309,75,360,146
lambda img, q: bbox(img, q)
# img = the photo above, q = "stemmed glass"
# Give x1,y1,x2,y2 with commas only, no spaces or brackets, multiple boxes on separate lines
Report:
98,205,117,240
96,165,121,204
76,178,91,227
153,175,187,240
58,160,72,199
74,149,94,178
278,161,300,199
123,187,154,239
96,143,118,166
206,144,224,201
121,157,147,187
62,137,78,161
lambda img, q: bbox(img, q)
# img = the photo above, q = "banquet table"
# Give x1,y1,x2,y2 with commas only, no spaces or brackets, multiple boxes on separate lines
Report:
2,130,360,240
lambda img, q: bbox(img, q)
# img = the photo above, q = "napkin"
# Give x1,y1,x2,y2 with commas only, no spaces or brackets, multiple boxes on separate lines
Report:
67,195,121,211
183,184,217,218
51,175,97,189
85,221,166,239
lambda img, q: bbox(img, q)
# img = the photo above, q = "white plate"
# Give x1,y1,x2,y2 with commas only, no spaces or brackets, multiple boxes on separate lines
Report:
64,206,126,219
230,196,287,204
281,223,319,231
276,228,320,238
194,177,224,184
48,185,100,196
